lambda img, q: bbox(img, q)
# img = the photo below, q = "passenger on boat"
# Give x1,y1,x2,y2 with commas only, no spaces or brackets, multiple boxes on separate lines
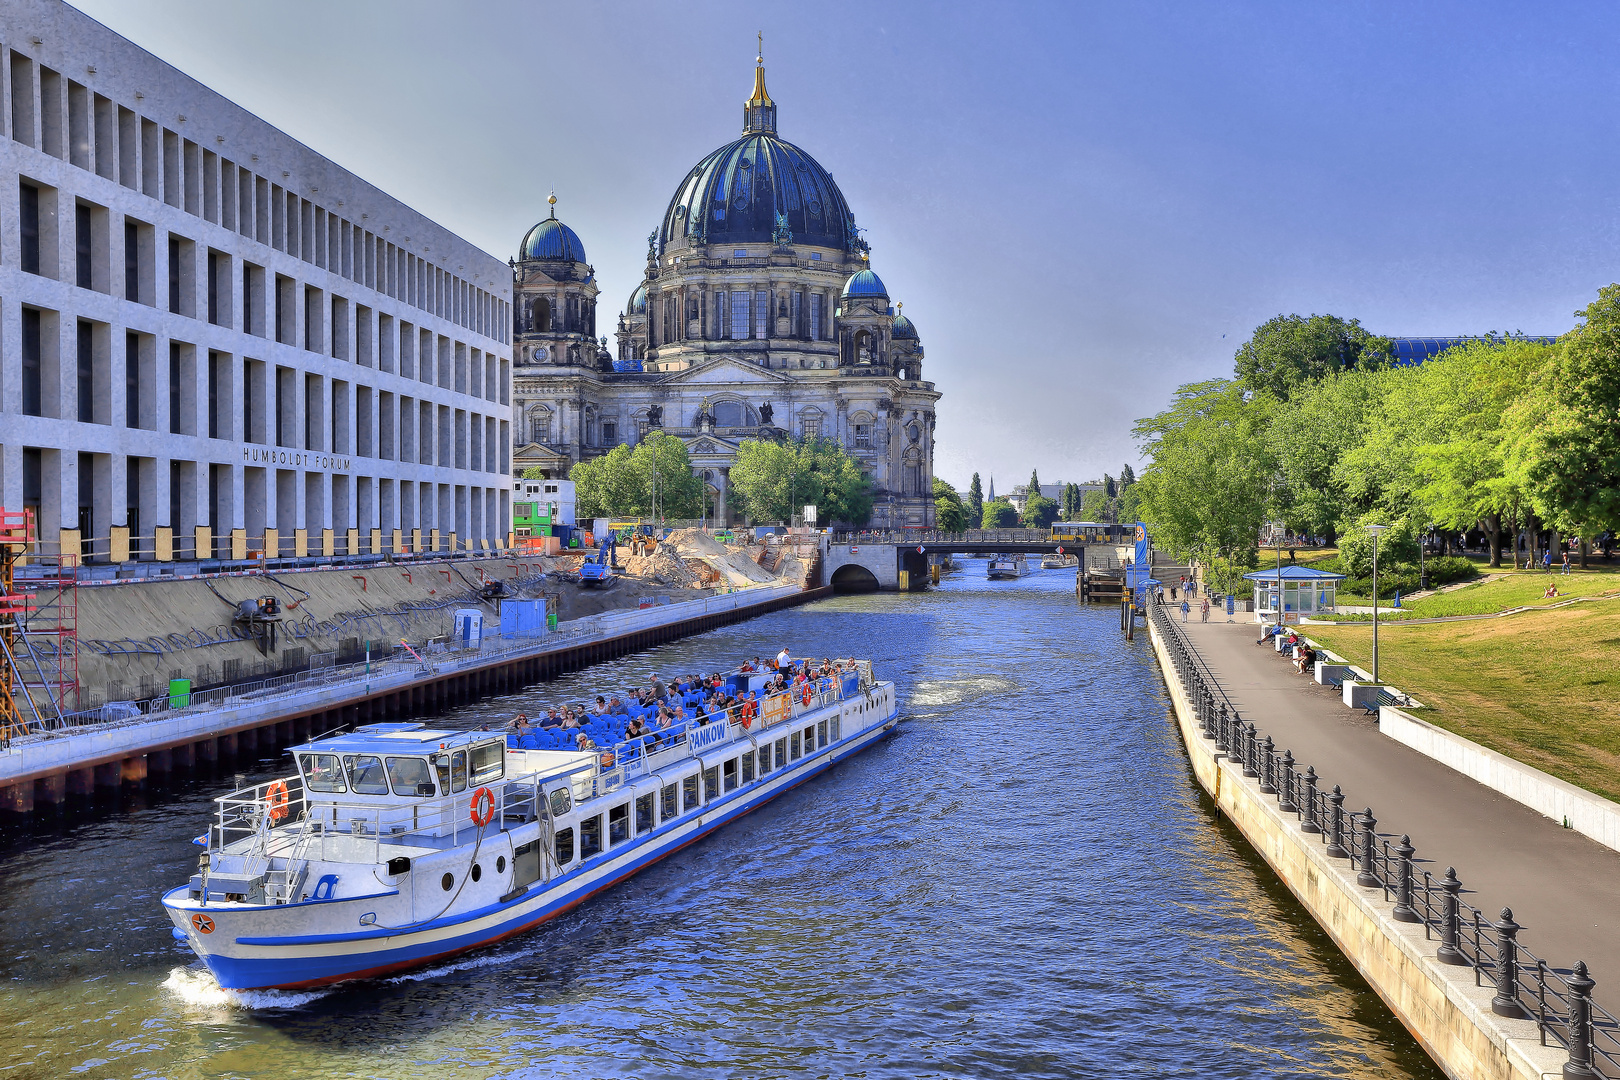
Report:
609,696,628,715
575,733,597,752
650,674,667,700
740,658,758,673
508,713,531,733
561,713,582,731
777,647,792,669
626,716,651,740
594,696,609,715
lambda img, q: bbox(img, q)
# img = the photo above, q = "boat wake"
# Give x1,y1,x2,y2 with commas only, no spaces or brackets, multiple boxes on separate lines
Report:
910,676,1017,709
384,941,544,984
162,966,334,1011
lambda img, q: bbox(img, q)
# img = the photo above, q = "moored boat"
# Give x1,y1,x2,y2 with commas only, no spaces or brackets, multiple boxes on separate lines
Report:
162,659,899,990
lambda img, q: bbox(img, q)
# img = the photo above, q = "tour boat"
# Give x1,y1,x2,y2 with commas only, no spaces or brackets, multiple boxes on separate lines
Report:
162,661,899,990
987,554,1029,579
1040,554,1076,569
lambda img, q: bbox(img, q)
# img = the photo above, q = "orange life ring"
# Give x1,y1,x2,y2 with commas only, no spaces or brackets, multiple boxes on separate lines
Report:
265,779,290,824
470,786,496,827
600,751,616,768
801,684,812,706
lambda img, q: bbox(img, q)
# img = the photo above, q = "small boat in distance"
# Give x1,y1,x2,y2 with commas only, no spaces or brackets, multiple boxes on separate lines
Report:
1041,554,1076,569
987,554,1029,579
163,659,899,991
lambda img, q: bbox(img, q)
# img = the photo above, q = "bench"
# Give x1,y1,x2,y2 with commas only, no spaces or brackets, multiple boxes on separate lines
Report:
1317,665,1345,690
1361,687,1412,716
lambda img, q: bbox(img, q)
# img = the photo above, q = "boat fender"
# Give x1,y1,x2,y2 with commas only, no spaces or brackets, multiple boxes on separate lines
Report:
470,787,496,828
171,926,188,942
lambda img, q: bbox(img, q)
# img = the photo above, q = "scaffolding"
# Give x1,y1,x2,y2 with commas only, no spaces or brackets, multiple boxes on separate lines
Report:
0,508,78,742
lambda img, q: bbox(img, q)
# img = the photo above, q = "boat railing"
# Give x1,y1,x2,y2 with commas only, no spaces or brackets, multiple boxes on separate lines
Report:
210,767,555,862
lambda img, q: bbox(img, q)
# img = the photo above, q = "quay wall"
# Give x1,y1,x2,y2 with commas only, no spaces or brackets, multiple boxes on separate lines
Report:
1148,619,1566,1080
0,582,824,820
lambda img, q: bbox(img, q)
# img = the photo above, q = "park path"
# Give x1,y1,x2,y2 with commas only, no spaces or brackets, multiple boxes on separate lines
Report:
1169,614,1620,995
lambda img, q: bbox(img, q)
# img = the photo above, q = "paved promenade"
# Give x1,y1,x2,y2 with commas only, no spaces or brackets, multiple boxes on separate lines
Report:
1170,615,1620,990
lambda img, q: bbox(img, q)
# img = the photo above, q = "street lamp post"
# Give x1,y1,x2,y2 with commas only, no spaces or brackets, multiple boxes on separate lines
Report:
1419,524,1430,591
1366,524,1389,684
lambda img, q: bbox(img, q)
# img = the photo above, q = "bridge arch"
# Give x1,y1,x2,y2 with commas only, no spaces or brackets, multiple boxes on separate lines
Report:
830,564,881,593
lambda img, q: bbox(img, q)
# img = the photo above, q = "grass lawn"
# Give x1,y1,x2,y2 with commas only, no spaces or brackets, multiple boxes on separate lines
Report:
1306,604,1620,803
1325,567,1620,620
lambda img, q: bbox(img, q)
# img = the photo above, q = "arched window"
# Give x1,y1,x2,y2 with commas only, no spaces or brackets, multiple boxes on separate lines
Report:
800,408,823,440
528,407,552,446
903,448,923,496
531,297,551,333
712,401,755,428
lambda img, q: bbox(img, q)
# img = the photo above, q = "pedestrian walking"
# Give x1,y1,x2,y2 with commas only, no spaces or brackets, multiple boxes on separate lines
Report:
1543,548,1552,573
1562,550,1571,575
1200,598,1210,623
1180,599,1190,623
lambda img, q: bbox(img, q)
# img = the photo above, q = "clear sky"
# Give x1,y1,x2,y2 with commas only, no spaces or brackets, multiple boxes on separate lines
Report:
69,0,1620,492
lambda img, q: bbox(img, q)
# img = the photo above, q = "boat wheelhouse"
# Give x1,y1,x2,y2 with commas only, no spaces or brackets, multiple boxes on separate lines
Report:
163,660,899,990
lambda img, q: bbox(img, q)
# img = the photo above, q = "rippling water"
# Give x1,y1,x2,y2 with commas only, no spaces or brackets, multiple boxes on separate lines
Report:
0,565,1443,1080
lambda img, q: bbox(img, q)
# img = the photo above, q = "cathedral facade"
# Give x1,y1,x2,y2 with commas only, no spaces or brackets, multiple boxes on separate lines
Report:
510,58,940,527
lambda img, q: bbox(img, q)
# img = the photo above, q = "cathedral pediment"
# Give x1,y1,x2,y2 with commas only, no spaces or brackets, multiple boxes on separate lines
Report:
682,434,742,456
658,357,795,386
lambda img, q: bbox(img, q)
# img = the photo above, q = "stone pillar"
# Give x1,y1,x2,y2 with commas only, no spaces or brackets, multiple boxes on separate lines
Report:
35,772,66,809
120,755,148,787
94,762,122,793
1,782,34,816
67,767,95,797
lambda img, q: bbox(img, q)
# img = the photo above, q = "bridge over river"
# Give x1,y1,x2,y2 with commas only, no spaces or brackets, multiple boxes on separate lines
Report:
821,529,1086,590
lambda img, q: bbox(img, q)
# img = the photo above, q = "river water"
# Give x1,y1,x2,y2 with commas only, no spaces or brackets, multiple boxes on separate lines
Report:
0,564,1443,1080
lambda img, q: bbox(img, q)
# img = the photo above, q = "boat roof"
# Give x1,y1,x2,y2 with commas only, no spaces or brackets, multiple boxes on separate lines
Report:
289,723,502,756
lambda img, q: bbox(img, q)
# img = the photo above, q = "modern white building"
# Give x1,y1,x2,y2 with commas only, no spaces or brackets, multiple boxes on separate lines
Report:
0,0,513,564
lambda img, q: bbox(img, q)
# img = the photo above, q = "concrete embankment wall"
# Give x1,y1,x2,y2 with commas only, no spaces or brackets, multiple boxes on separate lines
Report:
1148,620,1566,1080
1,582,826,821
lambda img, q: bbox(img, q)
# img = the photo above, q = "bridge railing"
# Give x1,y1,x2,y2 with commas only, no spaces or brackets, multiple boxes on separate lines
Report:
827,529,1058,545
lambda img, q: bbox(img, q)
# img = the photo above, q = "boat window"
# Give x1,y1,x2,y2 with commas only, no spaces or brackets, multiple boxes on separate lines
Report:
347,755,389,795
470,742,504,784
299,753,347,793
661,783,677,821
386,757,435,796
682,774,700,812
555,827,575,866
723,759,738,792
790,732,802,761
817,720,828,747
548,786,572,817
609,803,630,846
774,738,787,770
741,752,755,784
451,750,467,794
804,725,816,751
580,814,603,859
702,765,720,800
831,716,840,741
636,793,655,834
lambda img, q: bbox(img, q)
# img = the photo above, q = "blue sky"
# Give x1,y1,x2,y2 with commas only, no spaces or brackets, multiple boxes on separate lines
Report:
70,1,1620,492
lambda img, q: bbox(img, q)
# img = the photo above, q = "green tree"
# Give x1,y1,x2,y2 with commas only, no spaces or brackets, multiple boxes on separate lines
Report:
1028,469,1041,499
1506,287,1620,540
569,434,704,519
981,499,1018,528
1120,463,1136,487
934,478,966,532
967,473,984,525
1079,489,1110,522
1133,379,1274,563
1103,473,1115,498
1022,495,1059,529
521,466,547,480
730,437,874,526
1234,313,1394,400
1117,483,1143,524
1265,368,1389,540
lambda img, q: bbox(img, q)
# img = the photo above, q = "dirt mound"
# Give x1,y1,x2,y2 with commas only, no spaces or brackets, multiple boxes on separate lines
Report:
664,528,729,558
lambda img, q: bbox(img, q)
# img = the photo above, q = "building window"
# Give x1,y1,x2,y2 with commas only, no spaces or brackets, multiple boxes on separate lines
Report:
801,414,821,440
20,182,41,275
602,421,617,445
21,309,43,417
754,290,768,339
77,204,93,288
855,424,871,449
637,419,650,439
730,291,750,340
531,414,550,444
810,293,824,341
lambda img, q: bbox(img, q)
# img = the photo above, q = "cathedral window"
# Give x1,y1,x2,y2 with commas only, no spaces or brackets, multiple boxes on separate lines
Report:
532,297,550,333
637,419,650,439
793,291,804,338
754,290,768,338
854,424,872,449
530,413,550,445
801,412,822,439
729,291,751,340
602,421,617,445
809,294,824,341
714,292,728,339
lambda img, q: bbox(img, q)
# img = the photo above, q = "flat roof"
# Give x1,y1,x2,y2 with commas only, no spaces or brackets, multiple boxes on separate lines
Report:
291,724,502,756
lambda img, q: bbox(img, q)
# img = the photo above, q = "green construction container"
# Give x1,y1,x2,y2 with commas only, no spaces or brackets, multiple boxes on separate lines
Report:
169,678,192,708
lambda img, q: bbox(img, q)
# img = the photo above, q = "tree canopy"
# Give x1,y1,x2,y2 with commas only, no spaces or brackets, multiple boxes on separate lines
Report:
1234,313,1394,400
981,499,1018,528
966,473,984,526
1022,495,1059,529
934,478,966,532
570,434,704,519
729,436,873,526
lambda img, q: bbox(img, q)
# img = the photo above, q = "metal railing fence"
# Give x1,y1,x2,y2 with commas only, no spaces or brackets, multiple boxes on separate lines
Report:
1151,601,1619,1078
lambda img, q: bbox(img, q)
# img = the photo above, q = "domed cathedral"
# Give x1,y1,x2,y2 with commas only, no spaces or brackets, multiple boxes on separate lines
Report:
515,53,941,528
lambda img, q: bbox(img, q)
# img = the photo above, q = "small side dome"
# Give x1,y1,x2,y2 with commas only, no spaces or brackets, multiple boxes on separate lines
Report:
891,305,918,340
520,216,588,263
842,267,888,300
626,282,647,316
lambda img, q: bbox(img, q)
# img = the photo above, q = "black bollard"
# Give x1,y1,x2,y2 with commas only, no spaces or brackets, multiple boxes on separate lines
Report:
1563,962,1599,1078
1242,724,1259,778
1490,908,1529,1019
1278,751,1296,813
1300,767,1320,833
1437,868,1466,965
1326,786,1348,858
1357,809,1380,887
1259,736,1277,795
1216,705,1230,753
1392,836,1419,922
